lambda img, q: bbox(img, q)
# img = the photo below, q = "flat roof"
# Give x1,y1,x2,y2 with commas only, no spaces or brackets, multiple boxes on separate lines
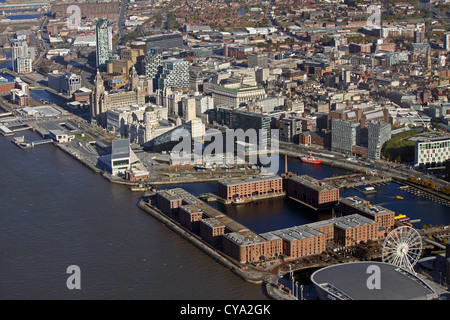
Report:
112,139,130,159
223,231,265,246
341,196,394,217
311,261,437,300
266,224,323,242
157,188,201,205
180,204,202,214
201,218,225,228
289,175,337,192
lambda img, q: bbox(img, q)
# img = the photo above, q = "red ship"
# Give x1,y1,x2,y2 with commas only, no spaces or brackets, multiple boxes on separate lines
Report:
300,154,322,164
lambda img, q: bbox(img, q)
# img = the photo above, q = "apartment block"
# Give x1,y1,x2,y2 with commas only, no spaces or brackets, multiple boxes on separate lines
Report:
96,18,112,71
179,204,203,233
331,119,360,154
339,196,395,232
285,175,339,210
223,232,281,263
368,120,391,160
199,218,226,247
155,188,201,217
331,214,382,247
218,175,283,202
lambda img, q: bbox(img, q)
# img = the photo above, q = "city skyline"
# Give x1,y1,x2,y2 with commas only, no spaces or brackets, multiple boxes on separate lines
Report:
0,0,449,305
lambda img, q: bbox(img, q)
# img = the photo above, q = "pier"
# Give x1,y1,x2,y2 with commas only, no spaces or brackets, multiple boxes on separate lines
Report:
400,186,450,207
11,136,53,149
422,237,447,251
197,191,286,205
318,173,392,189
0,124,13,136
394,177,450,207
31,139,53,146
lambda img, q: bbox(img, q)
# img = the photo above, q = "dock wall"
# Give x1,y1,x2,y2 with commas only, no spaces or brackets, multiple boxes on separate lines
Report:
137,200,267,284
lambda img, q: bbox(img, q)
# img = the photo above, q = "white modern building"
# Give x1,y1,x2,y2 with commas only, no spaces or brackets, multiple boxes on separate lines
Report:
414,136,450,168
48,71,81,96
11,39,33,73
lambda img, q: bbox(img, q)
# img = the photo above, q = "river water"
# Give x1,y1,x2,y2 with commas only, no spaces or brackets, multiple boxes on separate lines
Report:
0,128,448,299
0,131,268,299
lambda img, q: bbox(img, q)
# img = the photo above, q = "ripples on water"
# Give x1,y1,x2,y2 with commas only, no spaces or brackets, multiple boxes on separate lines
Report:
1,131,448,299
0,132,268,299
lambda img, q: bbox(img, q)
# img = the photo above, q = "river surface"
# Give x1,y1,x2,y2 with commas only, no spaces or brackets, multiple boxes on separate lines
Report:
0,129,448,299
0,131,268,299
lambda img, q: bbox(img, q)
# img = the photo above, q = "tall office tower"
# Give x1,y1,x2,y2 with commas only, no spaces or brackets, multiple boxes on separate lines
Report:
208,107,272,147
444,33,450,51
248,53,269,68
331,119,360,154
157,58,189,90
414,30,425,44
182,96,197,122
188,117,205,142
368,120,391,160
195,94,214,116
11,39,32,73
143,48,163,92
342,69,351,84
96,18,112,71
12,39,28,61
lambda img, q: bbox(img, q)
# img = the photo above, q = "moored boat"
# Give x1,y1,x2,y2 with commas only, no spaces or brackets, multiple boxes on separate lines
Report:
300,154,321,164
233,197,251,204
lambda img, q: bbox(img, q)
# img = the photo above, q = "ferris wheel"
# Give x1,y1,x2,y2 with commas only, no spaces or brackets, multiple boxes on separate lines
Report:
382,226,422,274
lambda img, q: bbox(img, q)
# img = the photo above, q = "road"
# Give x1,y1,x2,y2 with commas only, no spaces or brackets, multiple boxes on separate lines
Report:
429,3,450,24
116,0,129,48
279,141,450,190
34,15,51,69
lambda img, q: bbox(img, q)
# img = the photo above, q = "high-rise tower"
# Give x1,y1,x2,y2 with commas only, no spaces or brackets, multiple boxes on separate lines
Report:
91,70,105,122
96,18,112,71
11,39,32,73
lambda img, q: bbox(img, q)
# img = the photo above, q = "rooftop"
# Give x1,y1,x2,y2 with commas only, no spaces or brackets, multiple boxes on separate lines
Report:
112,139,130,160
311,261,438,300
289,175,338,192
340,196,395,217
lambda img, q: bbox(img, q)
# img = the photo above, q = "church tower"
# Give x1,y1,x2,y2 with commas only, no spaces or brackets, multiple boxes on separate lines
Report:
426,48,432,75
130,65,139,92
91,70,105,123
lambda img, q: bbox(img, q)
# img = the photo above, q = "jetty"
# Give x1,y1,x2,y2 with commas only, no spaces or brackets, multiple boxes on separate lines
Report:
318,173,392,189
394,177,450,207
0,124,13,136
